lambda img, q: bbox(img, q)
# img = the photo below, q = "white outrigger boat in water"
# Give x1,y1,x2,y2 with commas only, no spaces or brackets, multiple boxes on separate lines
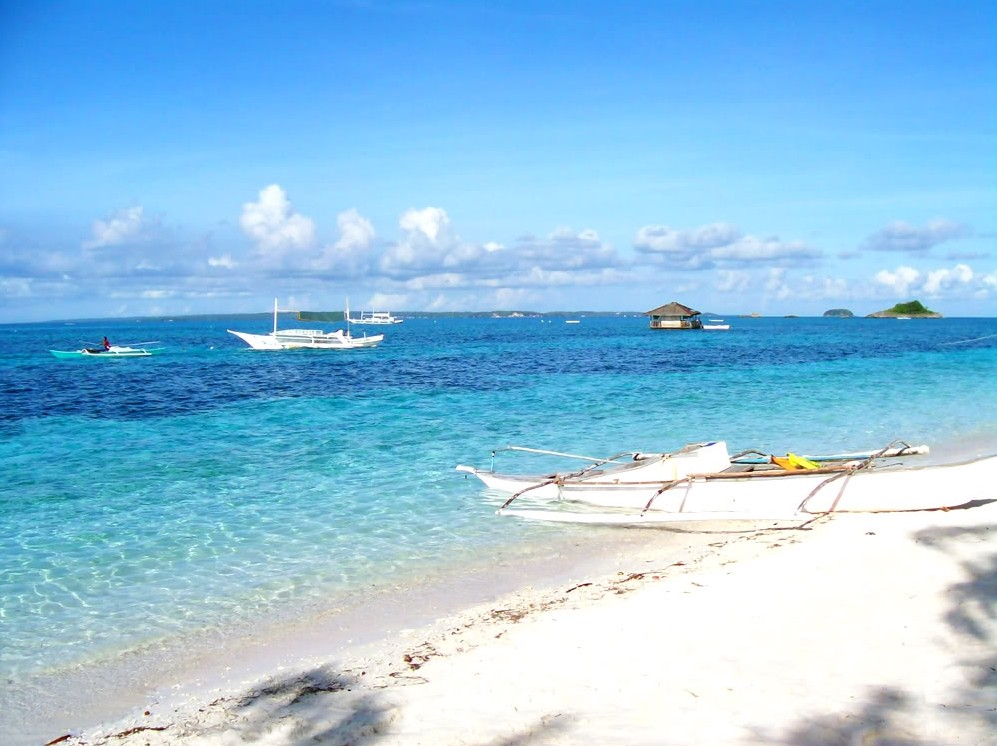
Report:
50,343,164,359
228,299,384,350
456,440,997,525
349,311,403,325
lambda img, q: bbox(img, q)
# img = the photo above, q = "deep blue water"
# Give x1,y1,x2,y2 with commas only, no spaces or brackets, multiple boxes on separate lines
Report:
1,314,996,687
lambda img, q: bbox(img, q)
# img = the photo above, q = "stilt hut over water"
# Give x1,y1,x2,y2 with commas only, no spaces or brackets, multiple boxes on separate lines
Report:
645,301,703,330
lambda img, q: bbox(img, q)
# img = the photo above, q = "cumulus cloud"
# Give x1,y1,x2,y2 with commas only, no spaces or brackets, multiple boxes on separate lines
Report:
83,206,155,249
380,207,542,281
379,207,458,278
635,223,740,254
335,208,375,252
871,262,992,301
634,222,819,268
712,236,817,262
309,208,377,275
862,219,968,254
240,184,315,257
874,266,921,296
513,227,619,272
923,264,973,295
400,206,452,244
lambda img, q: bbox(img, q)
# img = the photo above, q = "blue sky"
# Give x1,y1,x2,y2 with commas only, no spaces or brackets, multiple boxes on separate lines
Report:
1,0,994,322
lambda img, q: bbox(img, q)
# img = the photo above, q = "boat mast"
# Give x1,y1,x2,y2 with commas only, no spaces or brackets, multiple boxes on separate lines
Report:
273,297,278,335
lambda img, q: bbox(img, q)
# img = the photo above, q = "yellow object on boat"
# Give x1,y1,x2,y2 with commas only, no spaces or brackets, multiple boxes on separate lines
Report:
771,453,822,470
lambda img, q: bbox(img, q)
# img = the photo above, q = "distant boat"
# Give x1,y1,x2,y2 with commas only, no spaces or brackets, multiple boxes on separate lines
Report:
897,316,912,320
227,299,383,350
350,311,403,325
565,319,581,324
703,323,730,331
50,344,164,359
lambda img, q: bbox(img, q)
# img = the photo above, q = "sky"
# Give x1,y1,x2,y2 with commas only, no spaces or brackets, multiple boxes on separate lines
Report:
0,0,994,322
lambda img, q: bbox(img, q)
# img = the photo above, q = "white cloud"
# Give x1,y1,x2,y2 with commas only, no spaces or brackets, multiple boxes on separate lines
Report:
309,208,377,275
364,292,407,310
380,207,459,278
208,254,236,269
399,206,452,243
634,222,819,268
863,219,968,254
513,227,619,272
872,263,986,300
634,223,741,254
402,272,467,291
335,208,375,251
240,184,315,256
83,206,151,249
923,264,974,295
874,266,921,296
711,235,817,262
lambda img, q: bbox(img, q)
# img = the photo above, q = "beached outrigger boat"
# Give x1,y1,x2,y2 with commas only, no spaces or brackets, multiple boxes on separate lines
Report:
228,299,384,350
50,343,164,359
456,440,996,524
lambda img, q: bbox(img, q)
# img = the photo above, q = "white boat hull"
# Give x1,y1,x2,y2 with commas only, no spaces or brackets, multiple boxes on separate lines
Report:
459,441,733,499
509,456,995,515
456,441,986,522
227,329,383,350
228,297,386,350
457,442,932,503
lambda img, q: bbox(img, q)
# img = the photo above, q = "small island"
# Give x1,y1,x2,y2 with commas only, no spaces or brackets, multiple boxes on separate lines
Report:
866,300,942,318
823,308,854,318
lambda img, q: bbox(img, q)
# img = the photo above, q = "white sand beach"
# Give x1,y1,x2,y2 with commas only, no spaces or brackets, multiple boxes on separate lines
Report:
46,501,996,746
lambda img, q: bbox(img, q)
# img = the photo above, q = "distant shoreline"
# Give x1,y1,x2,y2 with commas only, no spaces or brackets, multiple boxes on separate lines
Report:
5,312,994,326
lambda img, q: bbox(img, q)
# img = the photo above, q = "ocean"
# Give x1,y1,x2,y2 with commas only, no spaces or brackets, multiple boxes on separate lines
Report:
2,314,996,739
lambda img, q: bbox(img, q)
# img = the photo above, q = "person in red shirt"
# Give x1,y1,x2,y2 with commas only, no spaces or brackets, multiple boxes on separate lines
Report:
102,336,111,350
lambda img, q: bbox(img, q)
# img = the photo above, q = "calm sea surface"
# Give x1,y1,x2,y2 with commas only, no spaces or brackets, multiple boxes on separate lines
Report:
2,314,996,730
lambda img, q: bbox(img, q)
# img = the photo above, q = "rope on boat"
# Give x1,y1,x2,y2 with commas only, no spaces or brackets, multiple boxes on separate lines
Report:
490,446,636,472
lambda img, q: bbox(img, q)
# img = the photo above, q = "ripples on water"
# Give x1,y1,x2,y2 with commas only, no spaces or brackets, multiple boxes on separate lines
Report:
1,315,995,679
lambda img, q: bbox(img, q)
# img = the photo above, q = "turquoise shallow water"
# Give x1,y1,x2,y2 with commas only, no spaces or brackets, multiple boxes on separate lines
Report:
2,315,996,693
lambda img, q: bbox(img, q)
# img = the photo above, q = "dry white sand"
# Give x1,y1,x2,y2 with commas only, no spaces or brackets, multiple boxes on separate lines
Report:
48,501,996,745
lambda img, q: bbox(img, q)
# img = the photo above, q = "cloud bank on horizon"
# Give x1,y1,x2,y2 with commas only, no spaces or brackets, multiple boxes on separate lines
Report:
0,1,993,321
2,182,990,320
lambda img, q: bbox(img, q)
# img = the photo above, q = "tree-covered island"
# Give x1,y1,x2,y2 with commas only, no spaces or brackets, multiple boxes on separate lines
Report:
866,300,942,318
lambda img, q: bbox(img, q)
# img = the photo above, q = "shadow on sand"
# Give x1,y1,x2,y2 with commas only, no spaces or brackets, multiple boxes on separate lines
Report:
769,517,996,745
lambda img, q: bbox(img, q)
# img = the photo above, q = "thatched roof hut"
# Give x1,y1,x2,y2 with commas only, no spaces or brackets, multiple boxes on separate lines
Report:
644,301,703,330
